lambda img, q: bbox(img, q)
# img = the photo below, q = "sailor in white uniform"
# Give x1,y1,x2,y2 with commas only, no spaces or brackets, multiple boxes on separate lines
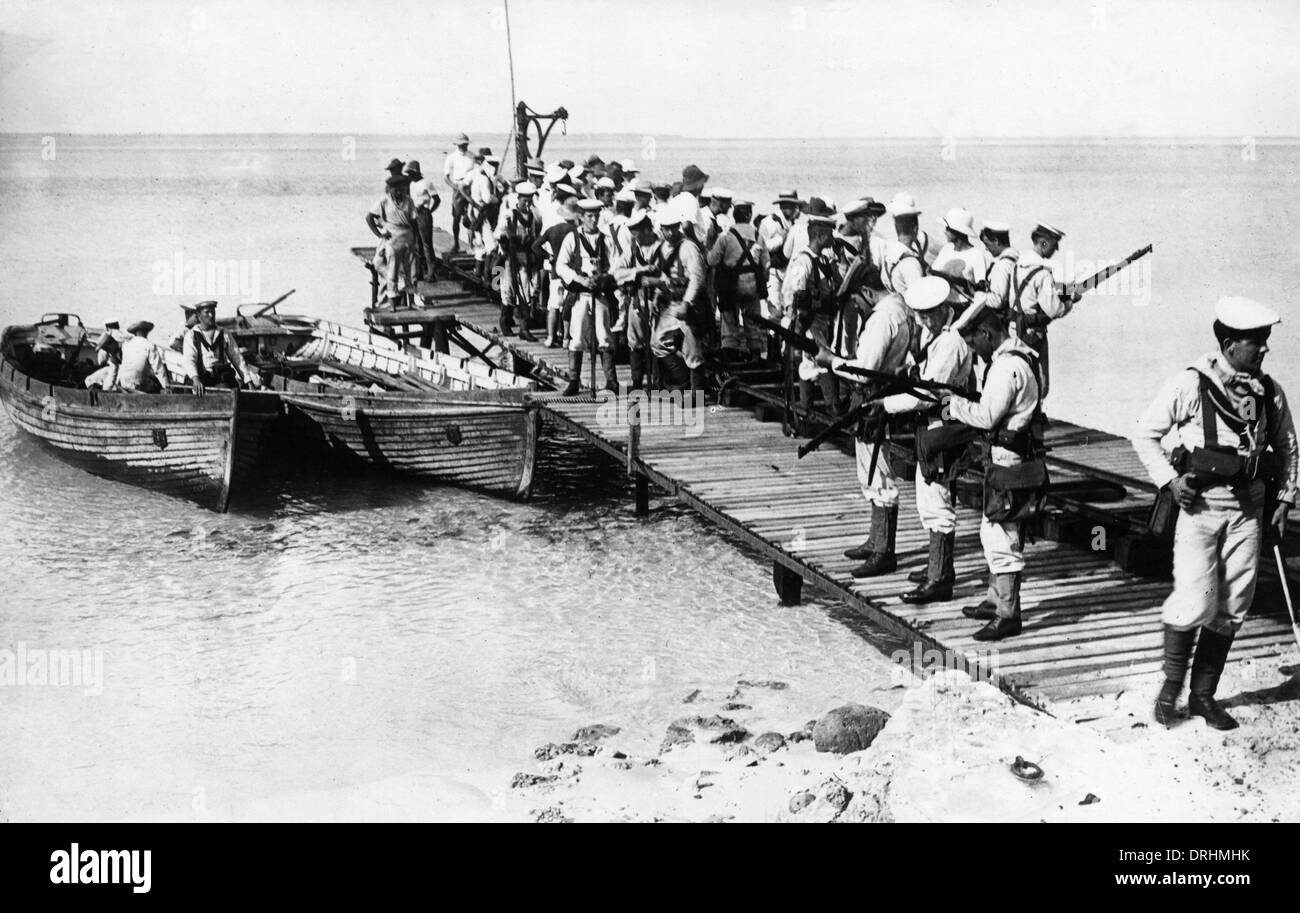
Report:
1132,296,1298,730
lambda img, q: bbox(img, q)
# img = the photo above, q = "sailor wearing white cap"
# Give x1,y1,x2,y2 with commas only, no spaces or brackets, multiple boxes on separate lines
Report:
620,159,639,178
612,209,666,390
946,293,1044,641
466,155,501,276
978,220,1019,309
652,199,709,393
876,276,975,602
556,198,619,395
495,183,542,341
813,225,918,578
879,192,929,297
1012,222,1078,397
1132,297,1298,730
930,208,990,304
783,200,843,415
707,199,770,361
701,187,734,247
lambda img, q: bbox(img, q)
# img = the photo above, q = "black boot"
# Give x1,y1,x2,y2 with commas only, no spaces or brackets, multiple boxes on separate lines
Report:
851,505,898,578
962,575,998,620
1188,628,1239,730
517,303,537,342
901,531,954,604
561,351,583,397
974,572,1022,640
601,350,619,394
498,305,515,336
689,366,706,400
629,349,646,391
1154,625,1196,726
844,506,881,560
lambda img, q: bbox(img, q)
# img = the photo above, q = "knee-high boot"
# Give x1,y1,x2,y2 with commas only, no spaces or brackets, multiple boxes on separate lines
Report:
1154,625,1197,726
851,505,897,578
1188,628,1239,730
901,531,954,603
602,349,619,394
973,572,1022,641
845,503,882,560
562,351,583,397
545,310,561,347
629,349,646,391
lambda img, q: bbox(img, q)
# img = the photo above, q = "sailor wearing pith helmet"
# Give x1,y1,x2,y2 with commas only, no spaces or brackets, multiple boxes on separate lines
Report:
877,276,975,604
931,208,990,304
1132,296,1298,731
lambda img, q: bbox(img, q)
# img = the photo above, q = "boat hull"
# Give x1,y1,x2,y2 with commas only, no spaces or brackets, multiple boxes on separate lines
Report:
278,391,539,498
0,353,243,511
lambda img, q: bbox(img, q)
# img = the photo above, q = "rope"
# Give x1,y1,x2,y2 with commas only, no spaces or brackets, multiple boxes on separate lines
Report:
503,0,519,176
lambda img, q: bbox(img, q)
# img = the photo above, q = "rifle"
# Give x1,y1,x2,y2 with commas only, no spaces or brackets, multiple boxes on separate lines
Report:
1062,244,1152,300
796,382,904,459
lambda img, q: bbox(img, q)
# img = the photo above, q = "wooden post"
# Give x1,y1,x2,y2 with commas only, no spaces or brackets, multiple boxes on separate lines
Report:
628,397,649,516
773,562,803,605
431,321,450,355
635,476,649,516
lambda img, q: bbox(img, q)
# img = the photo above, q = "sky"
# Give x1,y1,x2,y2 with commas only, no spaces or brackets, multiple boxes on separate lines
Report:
2,0,1299,138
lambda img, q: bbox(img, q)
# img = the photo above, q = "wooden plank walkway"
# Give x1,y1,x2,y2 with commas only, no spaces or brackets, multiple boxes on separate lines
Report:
392,292,1300,707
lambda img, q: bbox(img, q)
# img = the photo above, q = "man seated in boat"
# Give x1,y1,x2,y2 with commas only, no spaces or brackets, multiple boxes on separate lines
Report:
182,301,263,395
117,320,171,394
84,322,125,390
169,303,199,352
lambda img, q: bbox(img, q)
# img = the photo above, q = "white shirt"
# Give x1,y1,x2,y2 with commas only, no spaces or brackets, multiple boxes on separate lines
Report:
947,338,1042,465
118,334,170,391
830,294,915,384
443,149,475,187
880,239,925,296
409,176,439,210
985,248,1020,309
1015,250,1069,320
1132,352,1299,505
882,325,972,418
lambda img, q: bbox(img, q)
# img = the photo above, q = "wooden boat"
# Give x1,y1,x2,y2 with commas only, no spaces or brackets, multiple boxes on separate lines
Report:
0,314,279,511
191,307,541,498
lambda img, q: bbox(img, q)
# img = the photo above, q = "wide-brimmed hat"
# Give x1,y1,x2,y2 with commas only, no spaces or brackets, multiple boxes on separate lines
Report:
680,164,709,193
557,159,575,169
525,156,545,171
903,276,952,312
584,154,605,168
620,159,638,174
127,319,155,335
773,191,802,207
887,192,922,217
402,160,423,178
938,207,978,241
454,132,470,145
631,178,654,195
843,197,885,220
386,173,412,188
386,157,404,175
194,300,218,312
805,196,838,227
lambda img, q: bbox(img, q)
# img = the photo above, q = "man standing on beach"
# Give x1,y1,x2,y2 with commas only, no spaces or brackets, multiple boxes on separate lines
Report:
1132,297,1298,730
1012,222,1080,397
443,133,475,253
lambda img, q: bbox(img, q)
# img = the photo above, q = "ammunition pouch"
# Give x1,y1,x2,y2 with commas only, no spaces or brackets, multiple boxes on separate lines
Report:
983,459,1050,523
916,422,980,483
1171,443,1256,490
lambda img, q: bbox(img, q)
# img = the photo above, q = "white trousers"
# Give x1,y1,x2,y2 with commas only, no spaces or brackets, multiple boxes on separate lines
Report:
914,465,956,534
855,436,899,508
1162,500,1262,634
547,275,565,311
980,516,1024,574
569,294,613,352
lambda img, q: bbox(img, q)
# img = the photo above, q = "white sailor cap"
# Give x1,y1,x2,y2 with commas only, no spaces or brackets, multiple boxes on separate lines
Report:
981,220,1011,235
709,187,734,200
620,159,638,174
568,165,586,181
1031,222,1065,241
1214,296,1280,331
614,188,637,203
903,276,953,312
544,164,567,184
653,208,680,228
626,209,654,231
595,176,617,191
577,198,604,212
514,182,537,197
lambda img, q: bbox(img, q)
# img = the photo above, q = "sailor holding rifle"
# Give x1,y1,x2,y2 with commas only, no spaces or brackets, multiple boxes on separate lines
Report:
1132,297,1298,730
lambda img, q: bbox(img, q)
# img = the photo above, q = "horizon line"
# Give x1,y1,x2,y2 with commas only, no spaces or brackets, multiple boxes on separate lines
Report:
0,131,1294,142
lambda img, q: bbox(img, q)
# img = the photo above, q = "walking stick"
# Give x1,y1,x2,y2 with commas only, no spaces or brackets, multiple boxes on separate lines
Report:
1272,545,1300,648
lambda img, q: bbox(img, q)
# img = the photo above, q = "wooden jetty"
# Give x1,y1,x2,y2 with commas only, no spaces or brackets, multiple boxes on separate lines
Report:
356,255,1300,708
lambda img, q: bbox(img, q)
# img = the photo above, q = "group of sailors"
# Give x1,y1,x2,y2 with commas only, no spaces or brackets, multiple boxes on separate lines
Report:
85,300,261,395
366,139,1299,731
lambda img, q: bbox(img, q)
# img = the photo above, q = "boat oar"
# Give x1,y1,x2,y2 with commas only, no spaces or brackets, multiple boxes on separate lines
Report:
1272,545,1300,648
252,289,297,318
